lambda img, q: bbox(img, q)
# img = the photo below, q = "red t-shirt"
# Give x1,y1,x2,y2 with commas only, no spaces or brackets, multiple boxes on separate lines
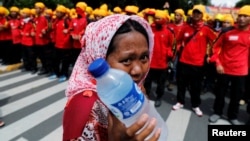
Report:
9,18,22,44
150,24,174,69
70,17,87,48
212,28,250,76
34,15,50,45
178,24,217,66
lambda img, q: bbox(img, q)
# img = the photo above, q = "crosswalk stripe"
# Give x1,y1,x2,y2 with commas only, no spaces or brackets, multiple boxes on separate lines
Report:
166,109,191,141
39,126,63,141
0,72,35,87
1,82,67,116
0,70,20,78
0,98,67,141
15,137,29,141
0,77,57,100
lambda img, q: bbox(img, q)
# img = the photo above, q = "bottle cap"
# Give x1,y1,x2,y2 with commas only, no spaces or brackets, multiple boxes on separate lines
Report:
88,58,109,78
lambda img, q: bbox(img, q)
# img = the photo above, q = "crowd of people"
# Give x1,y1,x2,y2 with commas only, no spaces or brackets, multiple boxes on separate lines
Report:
0,1,250,140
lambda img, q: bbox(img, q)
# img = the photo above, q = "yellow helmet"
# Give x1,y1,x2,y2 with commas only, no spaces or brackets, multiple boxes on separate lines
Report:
30,8,36,16
192,4,206,15
86,6,93,15
155,10,169,19
35,2,46,9
187,9,193,16
100,3,108,11
238,5,250,16
175,9,185,17
56,5,67,13
214,13,224,21
45,9,53,16
21,8,31,15
10,6,19,13
0,6,8,16
222,14,234,25
76,2,87,11
113,6,122,13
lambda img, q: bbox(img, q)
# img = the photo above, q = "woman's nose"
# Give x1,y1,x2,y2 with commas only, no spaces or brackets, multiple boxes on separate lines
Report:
130,63,143,78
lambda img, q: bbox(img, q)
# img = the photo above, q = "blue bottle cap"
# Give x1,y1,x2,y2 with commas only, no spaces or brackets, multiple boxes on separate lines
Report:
88,58,110,78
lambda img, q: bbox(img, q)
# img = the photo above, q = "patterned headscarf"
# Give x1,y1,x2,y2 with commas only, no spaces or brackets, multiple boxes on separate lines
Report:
65,14,154,98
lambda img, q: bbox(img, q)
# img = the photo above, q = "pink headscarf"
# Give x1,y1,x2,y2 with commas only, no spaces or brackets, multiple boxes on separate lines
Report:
65,14,154,98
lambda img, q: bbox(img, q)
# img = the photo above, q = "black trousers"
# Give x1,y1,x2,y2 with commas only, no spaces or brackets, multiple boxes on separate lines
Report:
176,62,203,108
22,45,37,71
8,43,22,64
53,48,71,77
35,44,54,72
0,40,12,64
70,48,81,67
144,68,168,99
213,74,245,119
246,72,250,114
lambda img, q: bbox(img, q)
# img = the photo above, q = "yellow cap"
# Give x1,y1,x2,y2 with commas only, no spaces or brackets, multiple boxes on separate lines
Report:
204,13,213,21
10,6,19,12
113,6,122,13
45,9,53,16
21,8,31,15
0,6,8,15
95,8,108,17
155,10,169,19
187,9,193,16
86,6,93,15
238,5,250,16
144,8,156,15
70,8,77,18
125,5,139,14
89,14,95,20
31,8,36,15
192,4,206,15
76,2,87,11
56,5,67,13
214,13,224,21
170,13,175,21
175,9,185,17
100,3,108,11
223,14,234,25
137,12,144,18
35,2,46,9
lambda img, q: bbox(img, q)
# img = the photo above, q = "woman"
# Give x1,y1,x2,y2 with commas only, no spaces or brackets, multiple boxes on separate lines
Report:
63,14,162,140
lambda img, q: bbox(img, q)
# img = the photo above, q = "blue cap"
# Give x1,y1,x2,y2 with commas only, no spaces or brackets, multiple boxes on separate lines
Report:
88,58,110,78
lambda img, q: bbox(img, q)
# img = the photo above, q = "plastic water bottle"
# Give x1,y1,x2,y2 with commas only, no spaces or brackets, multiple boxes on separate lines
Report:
88,58,168,141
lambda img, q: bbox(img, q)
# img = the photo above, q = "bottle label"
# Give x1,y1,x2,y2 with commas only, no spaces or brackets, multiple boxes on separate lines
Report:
110,83,144,120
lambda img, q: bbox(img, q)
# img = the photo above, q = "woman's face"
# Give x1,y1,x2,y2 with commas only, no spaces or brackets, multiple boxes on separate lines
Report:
106,31,149,84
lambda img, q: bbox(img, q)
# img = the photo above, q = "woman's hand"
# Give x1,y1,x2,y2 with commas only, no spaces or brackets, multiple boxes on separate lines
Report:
108,113,161,141
216,65,224,74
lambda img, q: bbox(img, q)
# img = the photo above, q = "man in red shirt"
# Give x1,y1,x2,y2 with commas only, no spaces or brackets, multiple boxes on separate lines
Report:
143,10,174,107
0,6,12,65
167,8,186,91
69,2,87,66
49,5,72,82
9,6,22,65
208,5,250,125
34,2,52,75
20,8,37,73
172,5,217,117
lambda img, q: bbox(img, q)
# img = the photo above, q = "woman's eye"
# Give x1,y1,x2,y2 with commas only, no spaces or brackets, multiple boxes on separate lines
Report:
121,59,131,65
141,55,149,62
